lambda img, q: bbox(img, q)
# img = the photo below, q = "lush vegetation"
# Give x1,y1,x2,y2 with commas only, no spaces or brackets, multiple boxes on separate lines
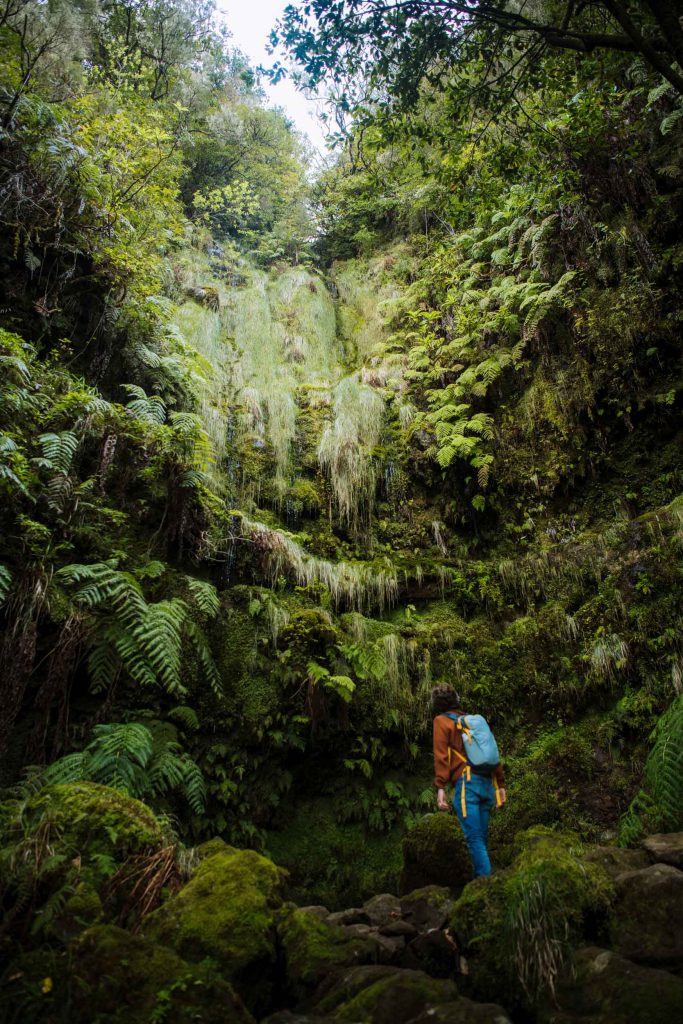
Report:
1,1,682,1019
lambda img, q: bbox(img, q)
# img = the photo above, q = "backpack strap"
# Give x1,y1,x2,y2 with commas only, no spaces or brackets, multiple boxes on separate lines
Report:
441,713,470,766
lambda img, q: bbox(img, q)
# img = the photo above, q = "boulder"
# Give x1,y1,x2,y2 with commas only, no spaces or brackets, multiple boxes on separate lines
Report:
608,863,683,969
400,886,456,933
50,882,102,944
400,814,472,895
327,907,371,927
0,924,254,1024
143,848,285,1015
451,828,614,1010
409,997,513,1023
546,946,683,1024
307,964,459,1023
642,832,683,869
194,837,234,861
363,893,402,927
379,919,418,939
374,932,407,965
299,906,331,919
401,929,461,978
276,904,380,1001
21,782,163,876
582,845,649,880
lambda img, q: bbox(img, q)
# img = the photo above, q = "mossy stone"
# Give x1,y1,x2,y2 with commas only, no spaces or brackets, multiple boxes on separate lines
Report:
400,814,472,895
194,836,234,861
452,828,614,1010
276,903,379,1000
25,783,163,868
143,848,286,1015
608,863,683,969
50,882,102,943
309,964,458,1023
70,924,254,1023
545,946,683,1024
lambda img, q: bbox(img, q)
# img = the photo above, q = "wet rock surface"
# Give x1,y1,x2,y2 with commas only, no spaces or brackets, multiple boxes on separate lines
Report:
545,946,683,1024
642,832,683,869
608,862,683,969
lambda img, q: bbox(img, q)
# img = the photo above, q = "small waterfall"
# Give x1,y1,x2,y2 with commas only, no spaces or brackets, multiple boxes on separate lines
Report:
318,376,385,531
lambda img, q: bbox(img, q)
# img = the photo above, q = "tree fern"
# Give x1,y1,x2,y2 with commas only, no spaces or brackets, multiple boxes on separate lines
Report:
57,562,220,697
620,695,683,841
41,721,206,814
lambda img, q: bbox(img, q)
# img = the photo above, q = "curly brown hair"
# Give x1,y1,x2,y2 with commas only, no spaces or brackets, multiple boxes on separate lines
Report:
431,684,462,716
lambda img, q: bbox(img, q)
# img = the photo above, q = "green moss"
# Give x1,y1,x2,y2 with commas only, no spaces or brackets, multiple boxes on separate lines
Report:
50,883,102,943
452,827,614,1011
265,799,403,908
400,814,472,895
276,904,378,999
313,965,458,1023
71,924,254,1023
143,848,285,1015
24,783,163,863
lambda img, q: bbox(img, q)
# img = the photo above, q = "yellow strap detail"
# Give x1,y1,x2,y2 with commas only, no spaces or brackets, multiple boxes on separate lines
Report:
448,746,467,765
493,774,502,808
461,776,467,818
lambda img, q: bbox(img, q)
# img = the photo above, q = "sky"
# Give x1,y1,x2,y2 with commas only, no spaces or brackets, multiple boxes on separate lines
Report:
218,1,330,156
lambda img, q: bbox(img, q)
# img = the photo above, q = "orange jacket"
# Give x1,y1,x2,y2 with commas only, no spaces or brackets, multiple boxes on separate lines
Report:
433,711,505,789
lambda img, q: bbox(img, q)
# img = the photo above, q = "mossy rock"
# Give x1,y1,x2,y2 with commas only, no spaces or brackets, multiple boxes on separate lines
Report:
71,924,254,1023
608,863,683,969
23,783,163,866
49,882,102,943
265,799,403,908
308,964,458,1023
0,783,164,933
143,848,286,1015
452,828,614,1011
0,926,254,1024
194,836,234,861
276,903,380,1001
400,814,472,895
544,946,683,1024
399,886,456,932
409,998,513,1023
0,947,69,1024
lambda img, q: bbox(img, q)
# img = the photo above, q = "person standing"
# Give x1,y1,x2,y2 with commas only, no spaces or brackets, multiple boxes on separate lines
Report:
431,684,506,878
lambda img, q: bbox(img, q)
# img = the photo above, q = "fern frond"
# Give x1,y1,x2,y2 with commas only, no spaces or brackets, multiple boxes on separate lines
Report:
36,431,79,474
167,705,200,732
184,618,222,696
185,577,220,618
0,564,12,605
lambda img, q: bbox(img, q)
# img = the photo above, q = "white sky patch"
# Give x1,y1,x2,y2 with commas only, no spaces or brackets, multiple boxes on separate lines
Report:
217,1,331,158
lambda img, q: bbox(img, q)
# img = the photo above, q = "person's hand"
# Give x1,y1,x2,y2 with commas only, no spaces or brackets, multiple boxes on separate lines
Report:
436,788,449,812
496,787,507,807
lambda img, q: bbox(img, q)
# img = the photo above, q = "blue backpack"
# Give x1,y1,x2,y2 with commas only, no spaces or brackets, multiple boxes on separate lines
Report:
443,713,500,775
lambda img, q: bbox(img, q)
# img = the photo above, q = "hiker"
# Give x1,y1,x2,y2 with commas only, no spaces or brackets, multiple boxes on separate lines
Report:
432,684,506,878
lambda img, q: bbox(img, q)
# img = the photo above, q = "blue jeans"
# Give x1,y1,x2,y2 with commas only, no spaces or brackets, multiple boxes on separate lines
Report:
453,771,495,877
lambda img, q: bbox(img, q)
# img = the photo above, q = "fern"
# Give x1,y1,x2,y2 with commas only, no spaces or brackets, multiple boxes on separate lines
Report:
41,721,206,814
185,577,220,617
167,705,200,732
35,432,79,474
122,384,167,424
57,562,218,696
0,564,12,605
620,695,683,840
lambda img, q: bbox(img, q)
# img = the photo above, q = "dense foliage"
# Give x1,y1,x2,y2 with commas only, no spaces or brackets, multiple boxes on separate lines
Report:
1,0,682,977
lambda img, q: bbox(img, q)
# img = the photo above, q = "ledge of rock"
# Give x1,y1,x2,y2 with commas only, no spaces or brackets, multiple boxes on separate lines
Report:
642,832,683,869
